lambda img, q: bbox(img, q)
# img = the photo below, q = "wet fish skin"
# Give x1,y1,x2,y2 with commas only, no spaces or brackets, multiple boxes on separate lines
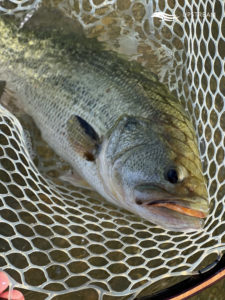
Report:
0,9,209,231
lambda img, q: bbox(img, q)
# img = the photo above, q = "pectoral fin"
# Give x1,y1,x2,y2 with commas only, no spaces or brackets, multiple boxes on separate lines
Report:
67,115,101,161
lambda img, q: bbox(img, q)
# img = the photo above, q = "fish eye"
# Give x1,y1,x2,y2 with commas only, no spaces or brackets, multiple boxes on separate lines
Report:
165,168,179,184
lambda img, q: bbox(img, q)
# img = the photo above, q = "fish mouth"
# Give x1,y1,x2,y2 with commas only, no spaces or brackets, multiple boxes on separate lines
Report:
134,185,209,231
143,199,207,219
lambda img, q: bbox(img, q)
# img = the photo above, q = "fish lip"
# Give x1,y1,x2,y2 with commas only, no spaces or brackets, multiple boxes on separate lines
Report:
140,204,205,232
131,183,210,231
134,185,209,218
143,199,208,219
134,185,209,231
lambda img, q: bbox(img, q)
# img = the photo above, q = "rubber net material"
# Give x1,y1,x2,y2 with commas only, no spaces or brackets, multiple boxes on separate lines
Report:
0,0,224,299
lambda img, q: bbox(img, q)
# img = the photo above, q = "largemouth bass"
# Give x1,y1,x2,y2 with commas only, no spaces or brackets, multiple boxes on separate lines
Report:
0,8,209,231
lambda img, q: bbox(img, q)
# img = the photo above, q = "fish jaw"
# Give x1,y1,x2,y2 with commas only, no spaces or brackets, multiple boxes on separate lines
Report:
147,202,206,219
133,185,209,232
133,204,205,232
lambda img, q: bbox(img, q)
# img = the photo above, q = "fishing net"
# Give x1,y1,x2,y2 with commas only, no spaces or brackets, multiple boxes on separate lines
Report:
0,0,224,299
0,0,41,14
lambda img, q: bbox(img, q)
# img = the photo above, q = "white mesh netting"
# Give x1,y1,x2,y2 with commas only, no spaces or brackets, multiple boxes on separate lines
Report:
0,0,224,299
0,0,40,14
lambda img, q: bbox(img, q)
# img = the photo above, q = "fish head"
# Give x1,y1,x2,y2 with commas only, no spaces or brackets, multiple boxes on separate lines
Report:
98,114,209,232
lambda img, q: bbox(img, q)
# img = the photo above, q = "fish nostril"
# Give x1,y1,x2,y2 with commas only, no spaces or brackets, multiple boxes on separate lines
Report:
188,187,194,193
135,199,143,205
